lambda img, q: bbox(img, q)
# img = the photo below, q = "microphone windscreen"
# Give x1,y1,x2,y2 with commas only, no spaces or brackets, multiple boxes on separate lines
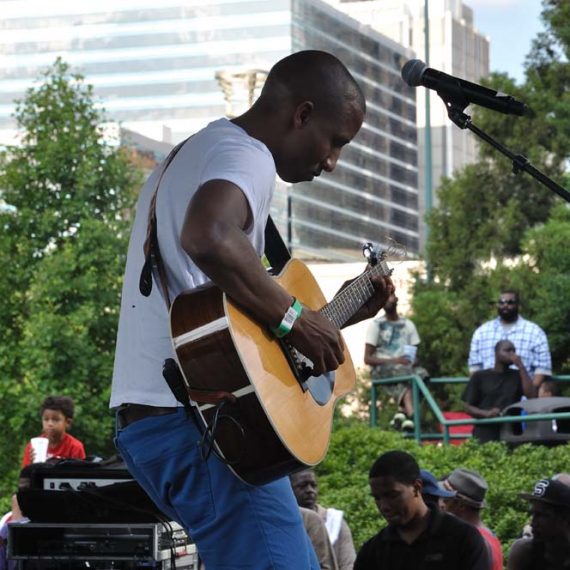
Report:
401,59,427,87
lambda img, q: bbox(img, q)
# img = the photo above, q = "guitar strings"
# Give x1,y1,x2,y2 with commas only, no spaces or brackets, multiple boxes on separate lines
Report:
321,261,392,328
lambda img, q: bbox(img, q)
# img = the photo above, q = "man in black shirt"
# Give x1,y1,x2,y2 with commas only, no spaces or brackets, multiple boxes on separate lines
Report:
462,339,535,442
355,450,490,570
508,477,570,569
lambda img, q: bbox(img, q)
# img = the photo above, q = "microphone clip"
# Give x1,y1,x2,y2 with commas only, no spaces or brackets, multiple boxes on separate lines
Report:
436,81,472,129
444,102,472,130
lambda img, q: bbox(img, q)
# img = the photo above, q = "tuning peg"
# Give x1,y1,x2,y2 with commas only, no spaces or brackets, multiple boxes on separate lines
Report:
362,242,378,265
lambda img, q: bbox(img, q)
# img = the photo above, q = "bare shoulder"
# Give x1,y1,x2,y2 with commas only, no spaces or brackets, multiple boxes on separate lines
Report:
507,538,533,570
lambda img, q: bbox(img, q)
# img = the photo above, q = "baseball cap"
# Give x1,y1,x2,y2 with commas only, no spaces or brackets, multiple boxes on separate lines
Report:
444,468,488,508
420,469,456,498
520,478,570,509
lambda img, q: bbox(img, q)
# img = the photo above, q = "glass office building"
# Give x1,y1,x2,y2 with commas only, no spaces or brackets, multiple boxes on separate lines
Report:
332,0,490,249
0,0,418,259
286,0,418,259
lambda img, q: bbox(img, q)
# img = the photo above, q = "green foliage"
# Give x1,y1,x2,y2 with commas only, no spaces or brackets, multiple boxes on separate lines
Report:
412,1,570,380
426,162,551,290
1,59,135,259
414,204,570,379
512,204,570,373
0,59,141,507
409,287,472,377
16,218,129,455
319,423,570,558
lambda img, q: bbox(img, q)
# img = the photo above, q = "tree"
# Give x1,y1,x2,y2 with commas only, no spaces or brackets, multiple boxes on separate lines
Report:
411,1,570,378
425,161,538,290
0,59,141,505
17,218,132,453
507,204,570,373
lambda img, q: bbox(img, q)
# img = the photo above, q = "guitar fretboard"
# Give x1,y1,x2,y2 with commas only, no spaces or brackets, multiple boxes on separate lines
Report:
320,260,392,328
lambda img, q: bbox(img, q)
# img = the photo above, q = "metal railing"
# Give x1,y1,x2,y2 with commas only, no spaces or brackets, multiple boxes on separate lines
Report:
370,375,570,445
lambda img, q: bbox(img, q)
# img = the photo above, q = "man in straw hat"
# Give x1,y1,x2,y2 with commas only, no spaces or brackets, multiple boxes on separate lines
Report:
443,468,502,570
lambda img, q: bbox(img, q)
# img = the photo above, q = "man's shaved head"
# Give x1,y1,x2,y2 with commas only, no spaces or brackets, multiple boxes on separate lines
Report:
258,50,365,118
236,50,366,183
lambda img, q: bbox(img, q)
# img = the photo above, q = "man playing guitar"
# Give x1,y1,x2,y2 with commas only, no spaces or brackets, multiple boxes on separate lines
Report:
111,50,393,570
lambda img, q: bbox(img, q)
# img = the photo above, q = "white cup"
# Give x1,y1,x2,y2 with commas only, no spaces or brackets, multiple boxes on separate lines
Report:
30,437,49,463
403,345,417,364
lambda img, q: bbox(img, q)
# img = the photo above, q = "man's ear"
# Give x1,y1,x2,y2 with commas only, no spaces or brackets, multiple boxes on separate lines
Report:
66,417,73,429
293,101,314,128
413,479,423,497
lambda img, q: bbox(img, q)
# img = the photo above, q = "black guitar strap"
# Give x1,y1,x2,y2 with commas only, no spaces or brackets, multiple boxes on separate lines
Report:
139,136,191,309
263,215,291,273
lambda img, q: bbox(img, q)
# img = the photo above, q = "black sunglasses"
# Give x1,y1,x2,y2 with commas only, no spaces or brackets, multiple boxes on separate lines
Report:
497,299,517,305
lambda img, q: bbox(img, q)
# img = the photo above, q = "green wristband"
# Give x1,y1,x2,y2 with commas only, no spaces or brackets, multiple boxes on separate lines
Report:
271,298,303,338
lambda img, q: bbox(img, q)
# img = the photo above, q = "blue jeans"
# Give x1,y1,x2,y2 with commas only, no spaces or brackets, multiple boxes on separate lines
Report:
115,407,319,570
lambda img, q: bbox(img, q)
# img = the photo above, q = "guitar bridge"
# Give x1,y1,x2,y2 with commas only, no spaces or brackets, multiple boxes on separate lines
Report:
279,339,312,390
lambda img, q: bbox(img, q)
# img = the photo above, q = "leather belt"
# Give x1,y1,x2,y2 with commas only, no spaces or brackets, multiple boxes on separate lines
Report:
117,404,178,428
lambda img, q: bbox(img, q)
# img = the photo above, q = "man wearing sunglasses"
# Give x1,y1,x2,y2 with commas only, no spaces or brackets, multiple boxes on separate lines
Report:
468,290,551,391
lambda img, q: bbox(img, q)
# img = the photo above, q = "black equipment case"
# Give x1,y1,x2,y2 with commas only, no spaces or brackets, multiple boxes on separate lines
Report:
17,457,165,523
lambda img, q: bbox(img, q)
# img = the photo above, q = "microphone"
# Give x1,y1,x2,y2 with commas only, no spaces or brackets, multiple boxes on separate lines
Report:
401,59,530,117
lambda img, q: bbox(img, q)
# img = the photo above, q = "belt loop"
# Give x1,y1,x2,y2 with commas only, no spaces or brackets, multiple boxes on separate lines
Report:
115,407,125,435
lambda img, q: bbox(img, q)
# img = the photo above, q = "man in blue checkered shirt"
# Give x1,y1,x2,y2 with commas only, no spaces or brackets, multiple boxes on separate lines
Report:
468,289,552,390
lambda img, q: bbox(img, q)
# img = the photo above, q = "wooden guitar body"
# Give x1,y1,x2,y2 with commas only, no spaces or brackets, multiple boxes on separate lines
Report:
170,258,356,485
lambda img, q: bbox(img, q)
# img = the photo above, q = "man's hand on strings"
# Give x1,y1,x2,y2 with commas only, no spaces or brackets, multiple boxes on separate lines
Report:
339,271,395,328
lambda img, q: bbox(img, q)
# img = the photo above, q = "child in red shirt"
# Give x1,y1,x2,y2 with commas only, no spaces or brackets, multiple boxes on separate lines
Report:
1,396,87,566
21,395,85,466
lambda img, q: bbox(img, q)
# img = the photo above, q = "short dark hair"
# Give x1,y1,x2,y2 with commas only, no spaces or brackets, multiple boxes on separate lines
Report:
260,50,365,117
540,380,561,397
289,468,316,482
41,396,75,419
495,339,514,353
369,450,420,484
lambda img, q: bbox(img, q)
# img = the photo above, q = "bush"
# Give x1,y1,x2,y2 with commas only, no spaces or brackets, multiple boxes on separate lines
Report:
317,423,570,559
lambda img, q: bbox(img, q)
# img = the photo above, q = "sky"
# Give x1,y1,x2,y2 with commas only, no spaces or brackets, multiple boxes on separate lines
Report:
467,0,545,83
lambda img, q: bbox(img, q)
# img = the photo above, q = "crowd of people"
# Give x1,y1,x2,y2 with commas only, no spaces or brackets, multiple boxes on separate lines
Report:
365,288,559,442
2,394,570,569
354,450,570,570
281,455,570,570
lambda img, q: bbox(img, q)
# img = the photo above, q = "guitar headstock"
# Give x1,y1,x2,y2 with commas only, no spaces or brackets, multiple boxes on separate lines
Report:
362,240,407,277
362,242,386,267
363,238,406,262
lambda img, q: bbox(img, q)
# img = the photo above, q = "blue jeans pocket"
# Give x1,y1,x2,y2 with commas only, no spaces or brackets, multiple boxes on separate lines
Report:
118,412,215,531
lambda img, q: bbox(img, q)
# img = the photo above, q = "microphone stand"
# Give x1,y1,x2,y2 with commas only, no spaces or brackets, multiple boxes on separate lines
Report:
439,93,570,203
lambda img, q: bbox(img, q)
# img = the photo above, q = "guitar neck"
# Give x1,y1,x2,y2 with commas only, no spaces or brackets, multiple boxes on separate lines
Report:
320,260,392,329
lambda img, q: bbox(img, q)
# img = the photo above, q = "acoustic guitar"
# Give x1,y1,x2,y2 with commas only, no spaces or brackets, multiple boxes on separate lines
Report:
170,253,392,485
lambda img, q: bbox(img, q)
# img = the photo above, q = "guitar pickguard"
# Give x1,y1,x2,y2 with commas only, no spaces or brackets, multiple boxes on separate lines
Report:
278,339,336,406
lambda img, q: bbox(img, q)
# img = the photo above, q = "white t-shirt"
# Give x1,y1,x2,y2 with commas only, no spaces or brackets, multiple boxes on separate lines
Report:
110,119,276,408
365,316,420,360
